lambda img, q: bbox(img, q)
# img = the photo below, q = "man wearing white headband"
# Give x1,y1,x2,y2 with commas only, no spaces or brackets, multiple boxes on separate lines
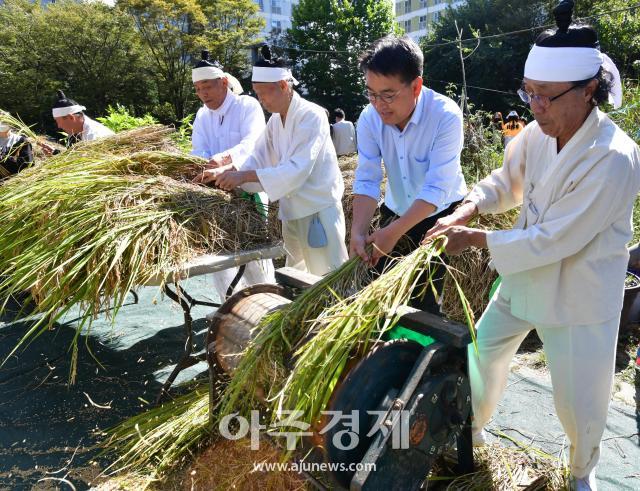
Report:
202,46,348,276
191,50,273,298
190,51,264,168
51,90,114,145
424,2,640,489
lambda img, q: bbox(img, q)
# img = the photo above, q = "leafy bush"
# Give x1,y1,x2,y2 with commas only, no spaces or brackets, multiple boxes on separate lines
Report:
96,104,158,133
610,82,640,243
172,114,195,154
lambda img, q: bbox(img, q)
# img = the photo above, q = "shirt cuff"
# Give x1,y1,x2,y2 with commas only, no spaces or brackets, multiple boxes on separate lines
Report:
465,188,493,215
416,186,446,213
353,181,381,201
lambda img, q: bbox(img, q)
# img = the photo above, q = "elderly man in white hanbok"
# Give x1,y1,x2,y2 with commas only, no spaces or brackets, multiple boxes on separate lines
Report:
190,51,274,299
203,46,348,276
51,90,114,145
424,3,640,490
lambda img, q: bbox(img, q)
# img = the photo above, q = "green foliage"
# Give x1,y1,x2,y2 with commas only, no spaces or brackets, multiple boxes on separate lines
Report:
172,114,196,154
199,0,265,75
0,0,155,134
423,0,544,112
423,0,640,112
96,105,158,133
285,0,399,121
118,0,263,120
610,82,640,243
460,108,504,185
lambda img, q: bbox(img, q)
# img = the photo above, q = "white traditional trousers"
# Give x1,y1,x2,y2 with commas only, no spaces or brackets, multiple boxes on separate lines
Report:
281,203,348,276
469,291,619,479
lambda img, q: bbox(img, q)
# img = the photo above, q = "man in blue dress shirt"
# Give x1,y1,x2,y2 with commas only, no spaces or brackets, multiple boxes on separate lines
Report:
350,35,467,314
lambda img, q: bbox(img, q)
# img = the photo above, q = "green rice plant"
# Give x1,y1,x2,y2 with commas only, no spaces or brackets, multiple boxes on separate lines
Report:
72,125,179,155
102,385,210,478
104,242,477,475
216,256,371,421
0,151,280,381
271,241,476,437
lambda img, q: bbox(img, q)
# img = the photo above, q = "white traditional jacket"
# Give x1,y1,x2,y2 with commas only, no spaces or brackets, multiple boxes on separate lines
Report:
467,108,640,326
191,90,266,165
240,92,344,221
81,116,114,141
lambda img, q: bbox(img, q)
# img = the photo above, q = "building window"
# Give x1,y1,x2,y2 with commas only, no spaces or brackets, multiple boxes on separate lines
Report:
419,0,428,8
419,15,427,30
271,0,281,15
404,0,411,14
257,0,264,11
271,19,282,34
433,11,440,22
404,19,411,32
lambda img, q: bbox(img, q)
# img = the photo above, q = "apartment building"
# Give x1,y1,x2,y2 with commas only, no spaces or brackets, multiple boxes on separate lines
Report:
395,0,465,41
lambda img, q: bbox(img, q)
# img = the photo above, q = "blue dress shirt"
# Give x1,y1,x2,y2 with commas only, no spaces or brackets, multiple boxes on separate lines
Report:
354,86,467,216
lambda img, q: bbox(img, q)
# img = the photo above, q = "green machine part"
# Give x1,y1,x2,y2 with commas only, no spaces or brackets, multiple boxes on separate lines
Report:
385,324,436,347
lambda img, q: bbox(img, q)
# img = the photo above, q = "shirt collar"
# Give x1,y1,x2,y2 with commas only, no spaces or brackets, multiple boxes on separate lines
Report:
404,87,425,131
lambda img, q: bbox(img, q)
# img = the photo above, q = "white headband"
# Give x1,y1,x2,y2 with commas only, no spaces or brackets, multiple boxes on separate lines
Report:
252,66,298,85
192,68,244,94
192,66,224,83
52,105,86,118
524,45,622,108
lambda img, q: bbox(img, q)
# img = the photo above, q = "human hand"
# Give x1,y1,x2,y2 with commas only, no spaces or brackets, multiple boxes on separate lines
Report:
214,170,247,191
434,226,486,255
349,232,369,263
422,202,477,244
365,224,402,267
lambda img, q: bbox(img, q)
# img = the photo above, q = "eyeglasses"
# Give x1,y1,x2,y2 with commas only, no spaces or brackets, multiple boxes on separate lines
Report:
364,88,404,105
517,84,583,108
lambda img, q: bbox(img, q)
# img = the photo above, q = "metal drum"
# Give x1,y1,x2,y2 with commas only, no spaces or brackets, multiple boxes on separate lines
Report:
207,284,291,376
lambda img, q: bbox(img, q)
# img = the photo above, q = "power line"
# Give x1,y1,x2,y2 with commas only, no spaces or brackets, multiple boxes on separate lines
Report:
265,2,640,56
422,2,640,49
424,78,518,96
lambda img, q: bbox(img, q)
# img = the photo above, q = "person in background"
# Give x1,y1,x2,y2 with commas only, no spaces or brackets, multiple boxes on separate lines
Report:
424,2,638,489
491,111,504,131
502,110,525,146
190,50,274,298
331,108,357,156
0,122,33,176
199,46,348,276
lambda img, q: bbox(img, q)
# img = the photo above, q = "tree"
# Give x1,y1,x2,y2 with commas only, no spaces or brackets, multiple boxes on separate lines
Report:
200,0,265,76
117,0,264,120
423,0,640,113
422,0,548,113
285,0,398,121
0,0,154,133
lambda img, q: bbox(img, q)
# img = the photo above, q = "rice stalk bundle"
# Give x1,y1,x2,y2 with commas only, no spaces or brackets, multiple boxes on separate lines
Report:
183,437,308,491
72,125,179,155
337,153,358,172
429,442,569,490
440,210,519,323
272,241,475,436
340,167,384,244
102,258,369,477
0,152,280,380
216,256,371,421
102,385,210,478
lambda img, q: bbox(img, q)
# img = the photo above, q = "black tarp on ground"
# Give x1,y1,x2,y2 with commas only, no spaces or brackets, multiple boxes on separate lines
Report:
0,275,638,489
